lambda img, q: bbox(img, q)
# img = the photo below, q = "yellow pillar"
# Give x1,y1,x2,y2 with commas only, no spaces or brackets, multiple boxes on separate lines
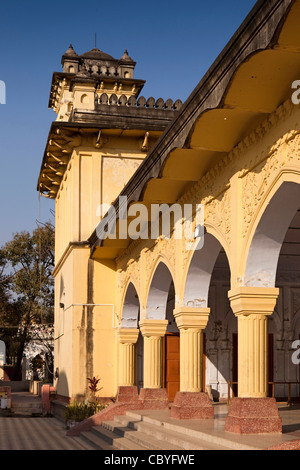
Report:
229,287,279,398
139,319,168,389
117,329,139,387
173,307,210,393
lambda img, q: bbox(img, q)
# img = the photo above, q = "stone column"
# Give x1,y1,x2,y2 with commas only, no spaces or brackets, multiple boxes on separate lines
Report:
117,328,139,404
225,287,282,434
139,319,169,409
171,307,214,419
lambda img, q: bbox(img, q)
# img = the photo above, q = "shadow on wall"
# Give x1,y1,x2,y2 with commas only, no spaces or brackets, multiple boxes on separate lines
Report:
55,370,70,401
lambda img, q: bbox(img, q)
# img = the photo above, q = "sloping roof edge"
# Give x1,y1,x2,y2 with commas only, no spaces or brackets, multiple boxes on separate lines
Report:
88,0,294,250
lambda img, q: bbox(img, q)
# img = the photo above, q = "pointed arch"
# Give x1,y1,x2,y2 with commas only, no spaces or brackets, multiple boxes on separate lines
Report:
146,260,175,320
244,179,300,288
120,281,140,328
183,233,230,308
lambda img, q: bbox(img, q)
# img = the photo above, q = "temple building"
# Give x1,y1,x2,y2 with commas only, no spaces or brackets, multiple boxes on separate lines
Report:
38,0,300,434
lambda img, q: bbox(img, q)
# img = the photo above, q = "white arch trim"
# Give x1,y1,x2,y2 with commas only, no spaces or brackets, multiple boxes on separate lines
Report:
146,262,174,320
184,233,223,308
245,181,300,288
120,282,140,328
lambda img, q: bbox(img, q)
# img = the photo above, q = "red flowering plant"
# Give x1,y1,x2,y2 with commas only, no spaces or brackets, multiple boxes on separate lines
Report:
64,376,106,428
87,376,105,413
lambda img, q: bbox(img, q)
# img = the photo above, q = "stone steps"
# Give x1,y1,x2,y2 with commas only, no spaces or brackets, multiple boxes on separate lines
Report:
78,409,243,451
11,397,43,416
125,410,258,450
111,415,226,450
101,419,183,450
80,425,150,450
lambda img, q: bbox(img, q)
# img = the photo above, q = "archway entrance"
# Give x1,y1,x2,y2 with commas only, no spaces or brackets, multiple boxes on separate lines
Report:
272,205,300,400
163,281,180,402
146,262,179,401
183,233,233,400
206,248,236,401
119,282,141,390
242,181,300,400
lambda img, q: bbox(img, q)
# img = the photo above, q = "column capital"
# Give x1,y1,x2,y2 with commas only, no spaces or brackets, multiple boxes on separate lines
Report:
228,286,279,317
139,319,168,337
173,306,210,330
117,328,139,344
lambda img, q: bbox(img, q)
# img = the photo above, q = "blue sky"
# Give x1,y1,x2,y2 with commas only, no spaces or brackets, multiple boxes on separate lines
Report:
0,0,257,245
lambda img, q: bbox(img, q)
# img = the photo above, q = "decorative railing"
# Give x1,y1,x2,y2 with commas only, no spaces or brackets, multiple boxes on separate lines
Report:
4,357,18,366
227,380,300,406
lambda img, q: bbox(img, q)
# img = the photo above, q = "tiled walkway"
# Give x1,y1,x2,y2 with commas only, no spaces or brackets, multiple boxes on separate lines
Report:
0,392,92,450
0,415,92,450
1,392,300,450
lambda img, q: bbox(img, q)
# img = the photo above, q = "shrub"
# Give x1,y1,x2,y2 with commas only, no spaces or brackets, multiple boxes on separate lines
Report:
64,400,106,427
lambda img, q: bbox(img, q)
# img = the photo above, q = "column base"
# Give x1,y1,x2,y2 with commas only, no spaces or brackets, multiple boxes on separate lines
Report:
171,392,214,420
139,388,169,410
116,386,139,404
225,398,282,434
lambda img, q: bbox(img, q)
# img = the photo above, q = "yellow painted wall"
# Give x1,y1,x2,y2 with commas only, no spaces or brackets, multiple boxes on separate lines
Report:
55,137,148,261
92,259,118,398
53,133,149,400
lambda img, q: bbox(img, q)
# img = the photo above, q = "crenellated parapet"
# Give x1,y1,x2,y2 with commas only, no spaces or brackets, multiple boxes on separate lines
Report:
95,93,182,111
72,92,182,130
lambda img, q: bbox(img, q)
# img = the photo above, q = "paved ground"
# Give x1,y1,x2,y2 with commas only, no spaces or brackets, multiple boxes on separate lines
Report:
0,391,93,450
2,393,300,450
0,415,92,450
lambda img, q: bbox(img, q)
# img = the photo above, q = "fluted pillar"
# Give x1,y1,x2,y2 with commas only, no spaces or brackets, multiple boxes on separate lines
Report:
139,319,168,389
118,328,139,387
237,314,269,398
138,319,169,409
225,287,282,434
116,328,140,404
229,287,279,398
174,307,210,392
171,307,214,419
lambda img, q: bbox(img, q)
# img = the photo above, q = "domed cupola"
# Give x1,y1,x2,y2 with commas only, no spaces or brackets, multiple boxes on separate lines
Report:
61,44,80,74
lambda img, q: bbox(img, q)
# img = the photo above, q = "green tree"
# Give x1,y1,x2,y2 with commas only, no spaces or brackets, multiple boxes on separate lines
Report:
0,248,19,360
0,248,10,304
0,222,54,378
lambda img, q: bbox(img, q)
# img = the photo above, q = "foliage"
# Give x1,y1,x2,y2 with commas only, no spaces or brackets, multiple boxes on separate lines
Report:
64,400,107,427
87,376,103,395
3,221,55,322
0,222,55,378
65,377,106,427
0,249,10,304
64,401,94,425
